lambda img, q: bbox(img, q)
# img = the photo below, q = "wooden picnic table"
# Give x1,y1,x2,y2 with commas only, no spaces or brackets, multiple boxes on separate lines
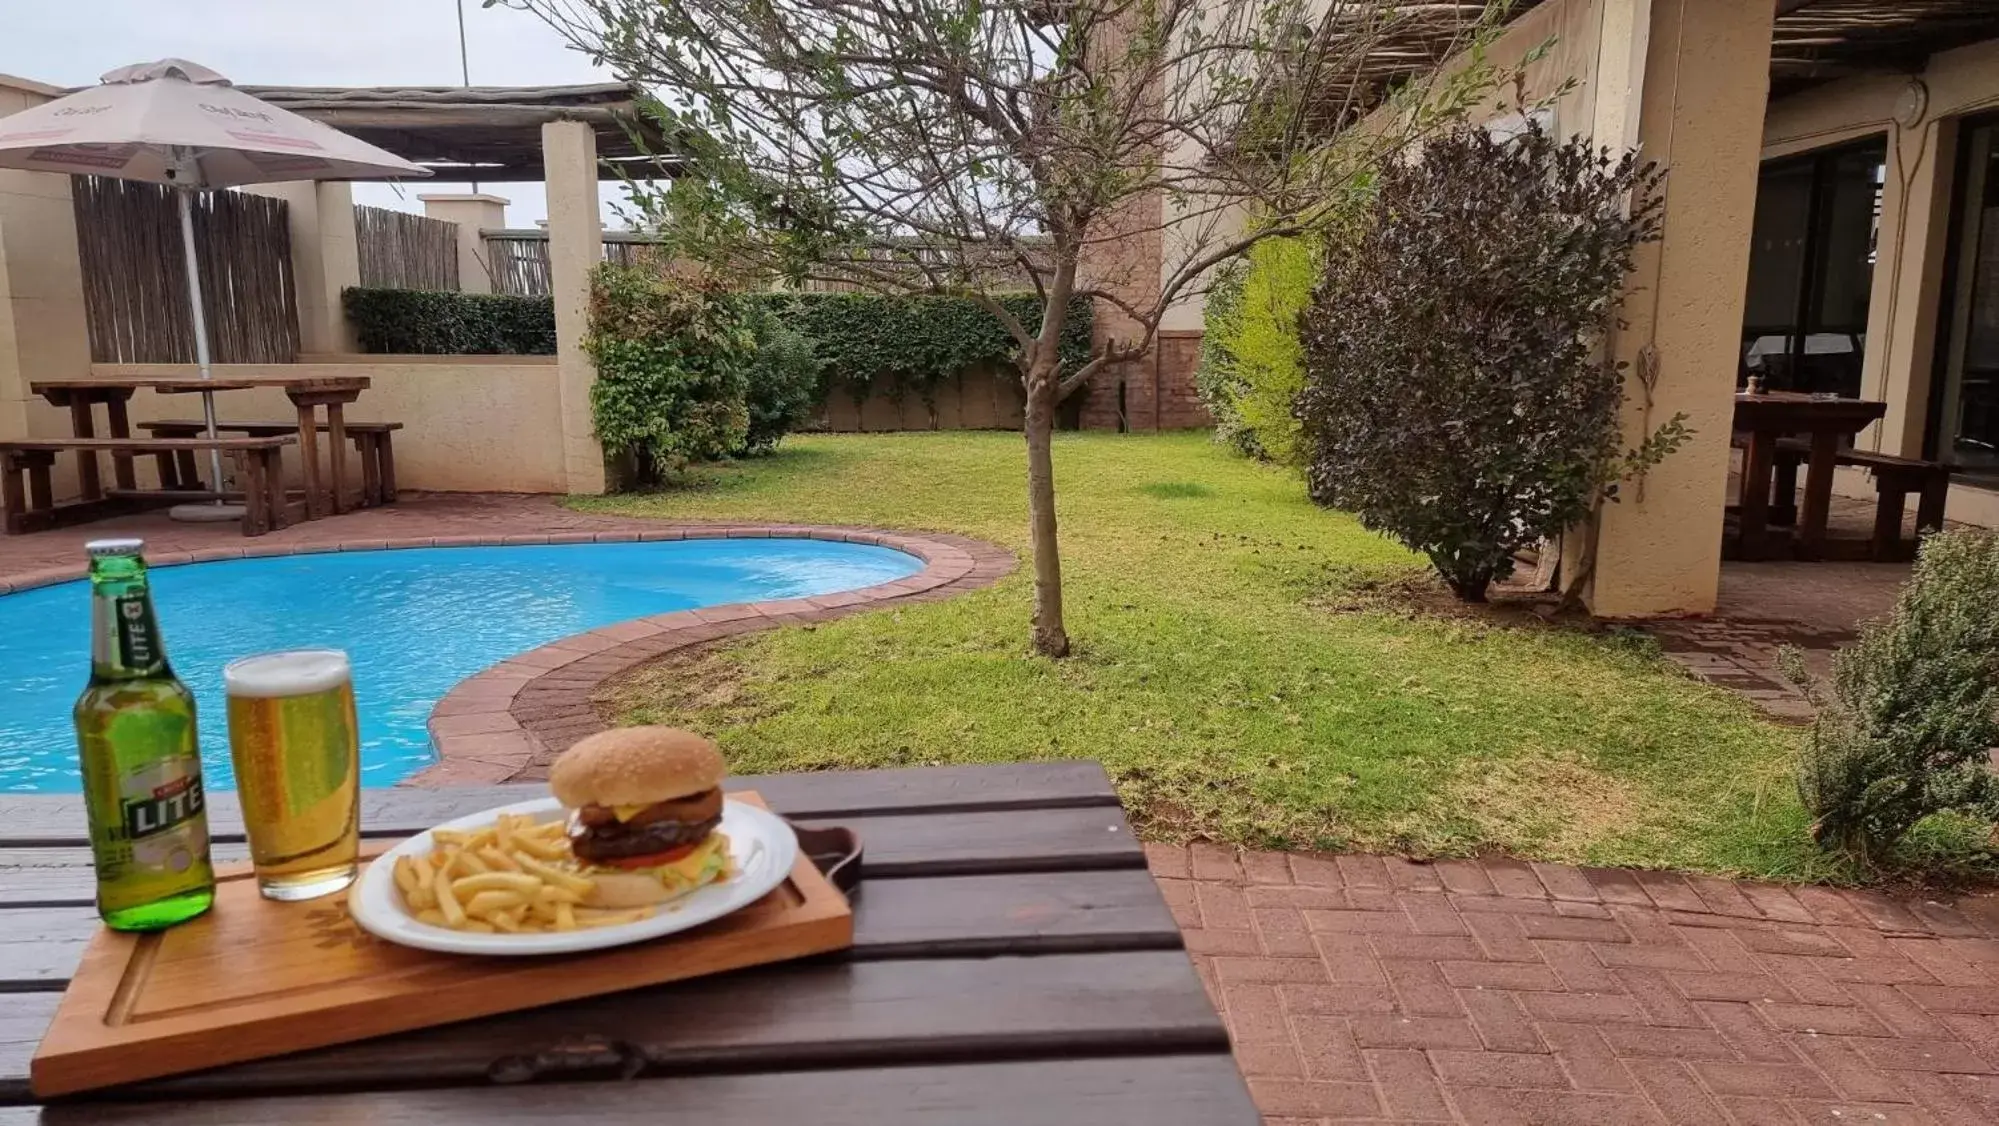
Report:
1733,391,1887,561
28,377,372,522
0,761,1254,1125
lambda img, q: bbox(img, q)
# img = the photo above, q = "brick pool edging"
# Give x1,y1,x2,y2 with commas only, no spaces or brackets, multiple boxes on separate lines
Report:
412,525,1016,786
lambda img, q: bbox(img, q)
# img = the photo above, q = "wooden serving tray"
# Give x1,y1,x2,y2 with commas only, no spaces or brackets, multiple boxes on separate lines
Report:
30,791,854,1097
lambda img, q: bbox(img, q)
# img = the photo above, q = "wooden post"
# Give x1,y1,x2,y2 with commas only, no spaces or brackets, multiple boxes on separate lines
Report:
377,432,397,503
1871,481,1907,563
104,396,137,491
0,454,24,535
326,403,350,514
1915,473,1949,538
68,400,102,501
358,433,381,507
294,400,324,519
241,448,270,536
1737,431,1774,561
1797,430,1841,561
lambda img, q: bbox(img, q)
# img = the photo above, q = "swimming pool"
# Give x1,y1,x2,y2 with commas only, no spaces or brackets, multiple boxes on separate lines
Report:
0,539,922,792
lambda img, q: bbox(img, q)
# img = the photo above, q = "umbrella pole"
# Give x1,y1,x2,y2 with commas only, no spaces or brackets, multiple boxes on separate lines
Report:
175,186,229,507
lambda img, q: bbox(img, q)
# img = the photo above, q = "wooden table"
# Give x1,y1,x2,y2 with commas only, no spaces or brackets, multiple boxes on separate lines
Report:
29,377,372,522
0,762,1255,1124
1733,392,1887,561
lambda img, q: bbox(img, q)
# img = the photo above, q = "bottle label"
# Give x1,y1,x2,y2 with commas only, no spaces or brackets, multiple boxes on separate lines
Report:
121,774,205,841
114,593,158,670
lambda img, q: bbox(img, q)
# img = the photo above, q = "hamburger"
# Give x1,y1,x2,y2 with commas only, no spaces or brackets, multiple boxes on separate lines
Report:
549,726,735,908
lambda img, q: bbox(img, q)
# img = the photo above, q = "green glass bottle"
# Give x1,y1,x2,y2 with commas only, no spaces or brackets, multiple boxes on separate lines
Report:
73,539,215,931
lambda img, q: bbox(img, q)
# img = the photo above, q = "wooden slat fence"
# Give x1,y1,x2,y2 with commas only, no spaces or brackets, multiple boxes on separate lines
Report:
71,176,300,364
355,205,460,290
482,231,674,296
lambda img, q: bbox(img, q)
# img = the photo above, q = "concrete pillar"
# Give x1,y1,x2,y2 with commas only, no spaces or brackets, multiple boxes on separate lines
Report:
0,79,92,445
1585,0,1775,618
1870,114,1958,459
542,119,607,494
419,192,509,294
246,180,363,354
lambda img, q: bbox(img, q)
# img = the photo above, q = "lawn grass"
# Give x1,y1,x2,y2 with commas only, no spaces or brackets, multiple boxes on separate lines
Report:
573,430,1880,881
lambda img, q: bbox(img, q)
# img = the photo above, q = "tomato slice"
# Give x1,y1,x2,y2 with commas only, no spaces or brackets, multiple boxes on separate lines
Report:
598,842,698,870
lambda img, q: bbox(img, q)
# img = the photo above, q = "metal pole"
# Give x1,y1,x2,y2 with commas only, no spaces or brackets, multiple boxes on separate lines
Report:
176,185,229,503
457,0,478,195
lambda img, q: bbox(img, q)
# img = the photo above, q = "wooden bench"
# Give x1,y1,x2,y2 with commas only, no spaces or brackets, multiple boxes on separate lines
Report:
0,436,297,537
1771,437,1950,562
139,419,400,507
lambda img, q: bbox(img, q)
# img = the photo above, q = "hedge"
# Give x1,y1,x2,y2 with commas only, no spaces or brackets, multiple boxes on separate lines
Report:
343,288,557,355
764,291,1093,406
342,286,1092,404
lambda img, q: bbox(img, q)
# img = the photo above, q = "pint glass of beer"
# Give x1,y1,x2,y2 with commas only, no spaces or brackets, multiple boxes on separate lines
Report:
223,650,360,901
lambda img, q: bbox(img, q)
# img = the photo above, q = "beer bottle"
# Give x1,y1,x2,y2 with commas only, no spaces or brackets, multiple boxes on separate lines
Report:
74,539,215,931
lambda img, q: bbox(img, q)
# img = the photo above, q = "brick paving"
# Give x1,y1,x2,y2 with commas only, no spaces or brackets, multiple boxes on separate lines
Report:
1149,844,1999,1124
14,494,1999,1122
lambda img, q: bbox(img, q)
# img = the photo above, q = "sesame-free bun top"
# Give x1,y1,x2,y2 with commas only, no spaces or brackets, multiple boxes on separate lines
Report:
549,726,726,808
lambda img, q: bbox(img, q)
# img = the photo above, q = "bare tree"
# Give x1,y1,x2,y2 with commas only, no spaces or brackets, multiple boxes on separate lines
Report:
503,0,1512,656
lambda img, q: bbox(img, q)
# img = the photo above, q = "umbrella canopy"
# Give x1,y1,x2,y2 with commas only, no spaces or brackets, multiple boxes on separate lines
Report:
0,58,431,186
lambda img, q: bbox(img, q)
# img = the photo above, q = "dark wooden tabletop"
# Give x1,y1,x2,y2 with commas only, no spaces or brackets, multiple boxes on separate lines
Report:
30,378,372,397
1732,391,1886,433
0,761,1254,1125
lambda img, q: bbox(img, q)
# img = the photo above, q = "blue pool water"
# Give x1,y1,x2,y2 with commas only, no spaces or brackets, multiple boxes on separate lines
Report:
0,540,921,792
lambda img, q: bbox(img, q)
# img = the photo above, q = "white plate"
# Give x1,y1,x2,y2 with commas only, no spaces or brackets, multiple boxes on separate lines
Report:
348,796,799,956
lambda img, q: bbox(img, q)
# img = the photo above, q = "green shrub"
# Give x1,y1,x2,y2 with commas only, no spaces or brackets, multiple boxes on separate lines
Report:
1195,260,1256,456
740,300,822,455
1225,236,1318,466
1786,529,1999,866
1297,118,1675,602
342,288,556,355
586,265,754,482
755,291,1092,417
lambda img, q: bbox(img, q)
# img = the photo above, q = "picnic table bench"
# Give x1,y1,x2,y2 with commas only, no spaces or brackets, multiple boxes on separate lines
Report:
0,761,1255,1124
139,419,400,507
27,376,373,525
1771,437,1953,561
0,436,296,537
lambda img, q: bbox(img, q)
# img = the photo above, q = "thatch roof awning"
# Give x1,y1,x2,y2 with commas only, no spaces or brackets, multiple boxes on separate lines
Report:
234,83,682,183
1310,0,1999,123
1771,0,1999,99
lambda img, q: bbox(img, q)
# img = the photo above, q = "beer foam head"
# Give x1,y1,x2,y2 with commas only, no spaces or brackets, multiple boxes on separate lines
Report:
224,649,351,698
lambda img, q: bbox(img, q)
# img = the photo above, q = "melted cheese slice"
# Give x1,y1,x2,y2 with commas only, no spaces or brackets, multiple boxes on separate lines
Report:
610,803,650,822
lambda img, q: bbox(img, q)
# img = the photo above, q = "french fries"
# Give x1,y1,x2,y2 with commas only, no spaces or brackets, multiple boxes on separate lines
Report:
388,813,653,934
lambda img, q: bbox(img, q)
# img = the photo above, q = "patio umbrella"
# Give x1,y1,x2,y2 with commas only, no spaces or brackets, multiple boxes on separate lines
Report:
0,59,430,518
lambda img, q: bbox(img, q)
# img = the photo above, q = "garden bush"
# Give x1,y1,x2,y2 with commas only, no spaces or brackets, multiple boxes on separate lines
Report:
740,300,822,455
586,265,755,482
1786,529,1999,866
756,291,1092,416
1194,260,1256,456
1297,117,1676,602
1199,235,1318,466
342,288,556,355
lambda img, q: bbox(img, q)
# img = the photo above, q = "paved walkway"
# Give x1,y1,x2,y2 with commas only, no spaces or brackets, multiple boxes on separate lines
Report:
1148,843,1999,1124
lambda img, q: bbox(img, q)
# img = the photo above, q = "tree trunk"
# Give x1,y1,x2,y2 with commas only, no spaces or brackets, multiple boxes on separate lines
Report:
1023,365,1069,657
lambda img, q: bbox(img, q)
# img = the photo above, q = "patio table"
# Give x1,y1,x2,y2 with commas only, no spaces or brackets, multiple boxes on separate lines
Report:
0,760,1255,1125
29,376,372,522
1732,391,1887,561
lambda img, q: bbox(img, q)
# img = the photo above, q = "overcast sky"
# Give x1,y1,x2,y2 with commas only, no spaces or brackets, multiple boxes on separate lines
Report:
0,0,631,226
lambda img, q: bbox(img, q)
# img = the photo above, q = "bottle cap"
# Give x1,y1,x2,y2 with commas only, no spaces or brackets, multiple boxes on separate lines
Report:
84,538,146,557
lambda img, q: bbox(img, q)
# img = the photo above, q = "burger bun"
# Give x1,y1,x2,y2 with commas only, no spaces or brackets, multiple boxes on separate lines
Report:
550,726,726,809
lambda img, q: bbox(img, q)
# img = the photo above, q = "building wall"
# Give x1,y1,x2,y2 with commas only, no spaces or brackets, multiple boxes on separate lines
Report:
1761,36,1999,528
84,358,569,494
0,75,92,452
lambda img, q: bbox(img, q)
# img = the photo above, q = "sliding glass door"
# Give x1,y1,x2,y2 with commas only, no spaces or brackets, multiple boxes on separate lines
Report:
1740,139,1886,397
1935,118,1999,481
